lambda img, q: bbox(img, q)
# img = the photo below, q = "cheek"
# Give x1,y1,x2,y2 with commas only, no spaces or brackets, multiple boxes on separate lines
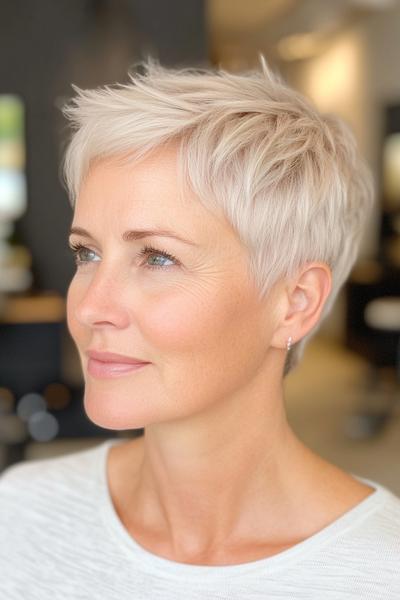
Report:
139,285,261,358
140,299,208,350
139,284,270,417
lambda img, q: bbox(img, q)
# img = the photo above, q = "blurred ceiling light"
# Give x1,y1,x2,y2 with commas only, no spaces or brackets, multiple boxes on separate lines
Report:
273,0,395,64
208,0,296,34
300,33,362,113
277,32,324,61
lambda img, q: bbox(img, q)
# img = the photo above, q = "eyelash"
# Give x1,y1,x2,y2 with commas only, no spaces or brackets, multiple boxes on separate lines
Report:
69,242,179,271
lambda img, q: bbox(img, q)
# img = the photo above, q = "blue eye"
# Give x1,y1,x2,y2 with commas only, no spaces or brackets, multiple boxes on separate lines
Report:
69,242,100,265
139,245,179,270
68,242,179,271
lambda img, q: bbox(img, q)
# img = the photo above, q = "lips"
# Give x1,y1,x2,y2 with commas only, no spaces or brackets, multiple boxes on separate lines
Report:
86,350,150,365
86,350,150,379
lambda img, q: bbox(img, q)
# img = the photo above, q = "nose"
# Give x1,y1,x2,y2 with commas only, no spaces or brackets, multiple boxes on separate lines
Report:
71,267,130,330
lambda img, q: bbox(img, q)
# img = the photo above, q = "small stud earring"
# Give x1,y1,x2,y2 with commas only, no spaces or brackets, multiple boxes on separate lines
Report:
287,336,293,352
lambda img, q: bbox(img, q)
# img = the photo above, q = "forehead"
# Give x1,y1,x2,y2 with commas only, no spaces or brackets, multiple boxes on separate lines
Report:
74,147,229,244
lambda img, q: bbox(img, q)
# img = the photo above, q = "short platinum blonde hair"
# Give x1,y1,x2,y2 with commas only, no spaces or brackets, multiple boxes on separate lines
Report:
62,58,374,375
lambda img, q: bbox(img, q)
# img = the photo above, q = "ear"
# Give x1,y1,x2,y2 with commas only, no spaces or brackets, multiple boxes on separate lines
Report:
270,262,332,350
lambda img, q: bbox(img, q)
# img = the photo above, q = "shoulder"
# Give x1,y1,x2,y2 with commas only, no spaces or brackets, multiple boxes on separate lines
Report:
1,440,104,482
0,441,114,593
0,441,109,521
361,486,400,549
357,479,400,528
335,483,400,577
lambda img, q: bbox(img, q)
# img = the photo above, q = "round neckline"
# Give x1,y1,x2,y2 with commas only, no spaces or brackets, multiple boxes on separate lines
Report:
98,437,389,581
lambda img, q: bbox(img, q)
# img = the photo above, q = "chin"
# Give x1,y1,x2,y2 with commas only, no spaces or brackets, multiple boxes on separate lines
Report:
82,383,174,432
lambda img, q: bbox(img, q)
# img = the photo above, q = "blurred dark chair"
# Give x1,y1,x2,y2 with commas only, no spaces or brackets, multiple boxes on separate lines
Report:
344,261,400,438
0,292,66,466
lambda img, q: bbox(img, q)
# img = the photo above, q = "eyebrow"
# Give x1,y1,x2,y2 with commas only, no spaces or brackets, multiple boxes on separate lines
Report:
69,226,198,247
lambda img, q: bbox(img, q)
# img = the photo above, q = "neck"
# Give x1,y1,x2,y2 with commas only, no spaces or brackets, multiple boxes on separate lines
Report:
119,368,321,560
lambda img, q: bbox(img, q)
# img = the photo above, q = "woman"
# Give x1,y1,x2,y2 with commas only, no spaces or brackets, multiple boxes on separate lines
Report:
1,59,399,599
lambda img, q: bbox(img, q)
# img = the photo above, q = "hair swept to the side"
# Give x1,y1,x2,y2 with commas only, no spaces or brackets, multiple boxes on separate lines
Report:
61,56,374,375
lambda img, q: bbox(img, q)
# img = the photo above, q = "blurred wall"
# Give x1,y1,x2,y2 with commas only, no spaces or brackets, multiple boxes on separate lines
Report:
278,5,400,341
283,4,400,257
0,0,207,295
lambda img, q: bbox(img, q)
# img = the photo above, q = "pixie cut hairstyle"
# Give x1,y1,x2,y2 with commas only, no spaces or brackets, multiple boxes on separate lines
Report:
62,58,373,374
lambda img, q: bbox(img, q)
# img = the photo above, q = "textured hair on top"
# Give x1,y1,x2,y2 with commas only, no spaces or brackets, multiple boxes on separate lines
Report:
62,57,374,375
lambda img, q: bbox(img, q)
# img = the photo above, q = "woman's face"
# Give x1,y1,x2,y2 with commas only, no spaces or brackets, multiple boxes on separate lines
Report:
67,147,281,430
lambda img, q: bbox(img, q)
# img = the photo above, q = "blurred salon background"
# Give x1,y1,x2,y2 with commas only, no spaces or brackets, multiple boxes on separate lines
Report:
0,0,399,493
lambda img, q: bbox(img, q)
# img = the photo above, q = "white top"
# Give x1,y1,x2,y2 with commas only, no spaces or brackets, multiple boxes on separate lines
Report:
1,438,400,599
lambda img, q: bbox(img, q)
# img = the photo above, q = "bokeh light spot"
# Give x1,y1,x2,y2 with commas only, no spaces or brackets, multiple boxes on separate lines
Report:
0,387,15,414
17,392,46,421
28,412,59,442
43,383,71,410
0,414,28,444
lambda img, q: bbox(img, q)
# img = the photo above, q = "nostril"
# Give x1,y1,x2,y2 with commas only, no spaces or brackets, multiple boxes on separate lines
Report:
75,293,130,330
68,270,131,329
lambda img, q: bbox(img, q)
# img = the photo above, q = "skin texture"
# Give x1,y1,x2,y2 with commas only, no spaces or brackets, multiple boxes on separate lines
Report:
67,146,374,566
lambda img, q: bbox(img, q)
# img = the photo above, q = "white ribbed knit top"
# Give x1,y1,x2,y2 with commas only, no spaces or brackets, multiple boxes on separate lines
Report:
1,438,399,599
